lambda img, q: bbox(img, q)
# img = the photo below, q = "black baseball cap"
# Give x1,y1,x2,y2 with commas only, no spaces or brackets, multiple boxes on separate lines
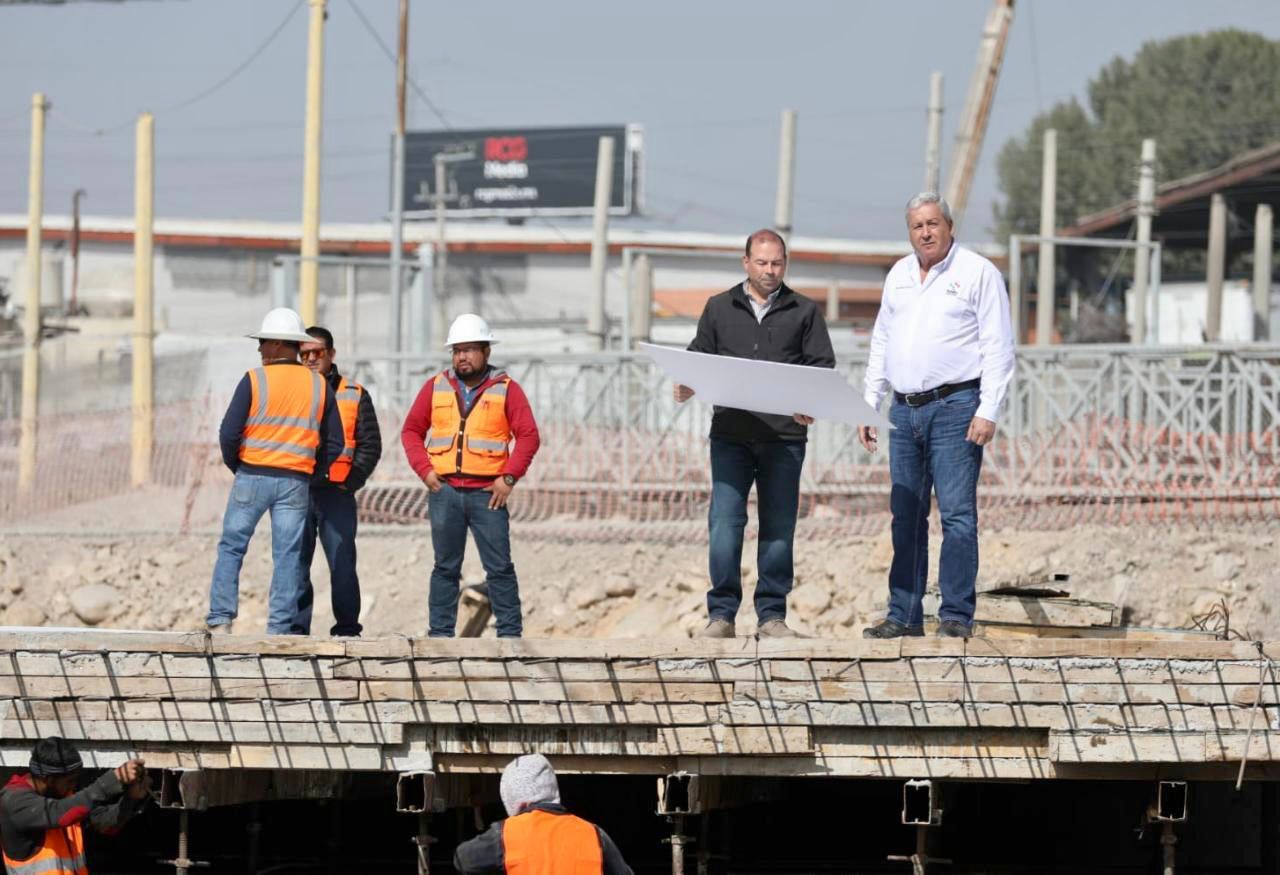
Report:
29,737,83,777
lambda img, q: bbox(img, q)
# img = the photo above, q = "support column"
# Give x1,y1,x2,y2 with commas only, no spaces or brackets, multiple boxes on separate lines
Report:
1206,193,1227,342
1132,138,1157,343
298,0,327,325
433,156,449,348
923,73,943,193
774,108,797,247
18,92,47,495
1253,204,1272,341
131,112,155,487
1035,128,1056,346
631,252,653,346
387,0,409,355
587,135,615,350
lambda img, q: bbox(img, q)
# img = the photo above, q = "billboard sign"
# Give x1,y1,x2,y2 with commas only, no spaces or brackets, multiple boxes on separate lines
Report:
398,124,644,219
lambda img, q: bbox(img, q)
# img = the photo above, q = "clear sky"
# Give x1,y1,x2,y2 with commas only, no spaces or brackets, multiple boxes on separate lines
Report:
1,0,1278,243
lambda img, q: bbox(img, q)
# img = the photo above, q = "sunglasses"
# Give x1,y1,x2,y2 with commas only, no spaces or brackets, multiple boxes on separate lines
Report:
299,349,331,361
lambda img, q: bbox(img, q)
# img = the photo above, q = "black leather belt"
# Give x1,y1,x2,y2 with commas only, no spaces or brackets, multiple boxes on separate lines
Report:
894,378,981,408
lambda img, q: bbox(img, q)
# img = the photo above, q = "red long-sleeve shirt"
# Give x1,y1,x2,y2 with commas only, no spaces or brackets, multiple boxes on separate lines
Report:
400,368,541,488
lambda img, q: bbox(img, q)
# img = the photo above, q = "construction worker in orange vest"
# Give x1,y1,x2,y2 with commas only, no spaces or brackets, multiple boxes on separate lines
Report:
0,737,150,875
290,325,382,637
453,754,633,875
400,314,541,638
206,308,345,635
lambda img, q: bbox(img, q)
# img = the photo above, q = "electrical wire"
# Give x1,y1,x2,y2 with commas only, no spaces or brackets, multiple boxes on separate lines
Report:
342,0,452,130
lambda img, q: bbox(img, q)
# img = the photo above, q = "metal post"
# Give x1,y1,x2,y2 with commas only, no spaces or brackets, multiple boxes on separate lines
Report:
923,72,943,193
433,156,449,348
774,108,797,247
1206,192,1227,342
1035,128,1056,346
670,814,687,875
631,253,653,346
1162,821,1176,875
1007,235,1022,344
1133,138,1156,343
588,135,616,350
415,243,435,355
388,0,409,355
298,0,327,325
132,112,155,487
246,803,263,875
69,188,84,315
345,262,357,356
826,278,840,324
1253,203,1272,341
177,810,190,875
18,92,47,495
414,811,432,875
270,259,287,310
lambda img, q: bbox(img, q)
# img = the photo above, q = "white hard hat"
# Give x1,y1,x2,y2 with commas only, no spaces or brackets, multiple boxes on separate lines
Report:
445,313,498,348
247,308,313,343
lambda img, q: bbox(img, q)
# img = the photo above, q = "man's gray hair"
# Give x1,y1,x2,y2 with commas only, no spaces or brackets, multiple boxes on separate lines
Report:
905,192,953,224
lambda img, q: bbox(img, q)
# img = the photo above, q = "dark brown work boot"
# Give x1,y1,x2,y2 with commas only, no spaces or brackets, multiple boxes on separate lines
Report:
861,619,925,639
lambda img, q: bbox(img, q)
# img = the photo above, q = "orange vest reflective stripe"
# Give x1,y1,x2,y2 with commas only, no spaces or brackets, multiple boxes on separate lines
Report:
239,365,325,475
501,809,602,875
327,376,363,484
2,822,89,875
424,372,511,477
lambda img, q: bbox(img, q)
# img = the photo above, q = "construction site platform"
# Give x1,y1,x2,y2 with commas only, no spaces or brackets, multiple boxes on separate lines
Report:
1,628,1278,786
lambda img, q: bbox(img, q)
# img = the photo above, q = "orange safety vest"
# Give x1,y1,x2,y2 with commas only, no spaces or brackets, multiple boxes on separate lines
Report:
502,809,602,875
326,376,363,484
239,365,325,475
2,822,89,875
424,372,512,477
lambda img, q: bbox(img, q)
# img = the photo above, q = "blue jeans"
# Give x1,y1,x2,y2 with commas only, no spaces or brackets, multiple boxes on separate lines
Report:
886,387,984,629
293,487,362,637
207,471,310,635
707,437,806,624
427,482,522,637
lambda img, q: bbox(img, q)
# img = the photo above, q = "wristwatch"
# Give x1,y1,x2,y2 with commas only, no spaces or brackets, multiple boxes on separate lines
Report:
502,474,517,487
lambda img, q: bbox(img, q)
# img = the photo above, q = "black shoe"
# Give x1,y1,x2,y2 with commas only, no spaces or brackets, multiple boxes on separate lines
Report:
936,620,972,638
862,620,925,639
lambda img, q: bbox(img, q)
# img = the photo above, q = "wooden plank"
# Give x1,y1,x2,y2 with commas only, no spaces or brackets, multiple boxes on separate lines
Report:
1207,732,1280,762
419,725,659,756
0,717,401,744
0,652,335,680
7,698,375,725
339,700,725,726
1050,731,1209,763
978,624,1215,641
685,753,1054,780
655,726,813,756
0,629,345,656
0,676,359,701
813,727,1048,758
335,658,767,683
735,679,1278,707
965,638,1266,660
920,592,1116,627
360,680,735,704
766,657,1276,686
433,753,677,776
722,700,1279,733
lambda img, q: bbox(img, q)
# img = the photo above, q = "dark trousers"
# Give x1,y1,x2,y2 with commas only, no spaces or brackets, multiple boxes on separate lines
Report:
293,486,363,636
706,436,806,624
427,482,522,638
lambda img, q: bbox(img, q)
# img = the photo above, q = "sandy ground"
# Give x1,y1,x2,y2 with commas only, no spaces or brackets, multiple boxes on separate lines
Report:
1,510,1276,639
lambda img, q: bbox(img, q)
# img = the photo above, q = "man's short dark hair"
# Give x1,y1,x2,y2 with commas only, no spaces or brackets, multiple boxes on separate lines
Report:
745,229,787,259
306,326,335,350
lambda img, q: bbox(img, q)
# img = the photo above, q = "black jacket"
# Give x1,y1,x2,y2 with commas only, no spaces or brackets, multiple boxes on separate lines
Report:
318,366,382,493
453,803,633,875
687,281,835,442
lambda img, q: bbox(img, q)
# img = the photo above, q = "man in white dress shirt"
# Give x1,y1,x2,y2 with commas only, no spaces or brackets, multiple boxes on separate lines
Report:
858,193,1015,638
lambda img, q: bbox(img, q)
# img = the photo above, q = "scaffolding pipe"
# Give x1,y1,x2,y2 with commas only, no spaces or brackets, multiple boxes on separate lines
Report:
131,112,155,487
18,92,47,495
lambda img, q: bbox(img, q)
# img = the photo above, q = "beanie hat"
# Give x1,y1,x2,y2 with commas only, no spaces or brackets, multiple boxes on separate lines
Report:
29,737,83,777
499,754,560,817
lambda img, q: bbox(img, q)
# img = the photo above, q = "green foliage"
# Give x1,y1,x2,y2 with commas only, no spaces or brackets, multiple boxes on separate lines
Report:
993,30,1280,240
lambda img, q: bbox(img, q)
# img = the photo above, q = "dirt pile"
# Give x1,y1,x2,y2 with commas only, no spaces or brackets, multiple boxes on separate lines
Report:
1,522,1275,639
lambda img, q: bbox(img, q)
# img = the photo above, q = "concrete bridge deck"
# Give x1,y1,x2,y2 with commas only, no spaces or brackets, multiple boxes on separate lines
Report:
2,628,1279,790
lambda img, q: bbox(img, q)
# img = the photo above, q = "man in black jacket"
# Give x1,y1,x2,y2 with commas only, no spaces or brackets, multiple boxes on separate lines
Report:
292,326,383,637
674,229,835,638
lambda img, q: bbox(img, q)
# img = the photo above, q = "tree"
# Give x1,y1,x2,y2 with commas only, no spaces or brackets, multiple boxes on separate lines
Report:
993,30,1280,240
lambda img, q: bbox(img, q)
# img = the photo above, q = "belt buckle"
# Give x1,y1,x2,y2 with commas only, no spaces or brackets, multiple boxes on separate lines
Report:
906,390,934,408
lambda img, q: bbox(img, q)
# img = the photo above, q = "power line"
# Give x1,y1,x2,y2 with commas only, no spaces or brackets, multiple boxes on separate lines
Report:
342,0,452,130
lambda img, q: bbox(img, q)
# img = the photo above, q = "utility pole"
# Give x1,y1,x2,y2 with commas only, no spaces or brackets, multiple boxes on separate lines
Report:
774,109,797,248
1132,139,1156,344
298,0,327,325
388,0,409,354
943,0,1015,229
1205,193,1227,342
18,92,47,495
1035,128,1056,346
588,135,616,350
69,188,85,315
132,113,154,487
1252,204,1272,341
923,72,944,193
